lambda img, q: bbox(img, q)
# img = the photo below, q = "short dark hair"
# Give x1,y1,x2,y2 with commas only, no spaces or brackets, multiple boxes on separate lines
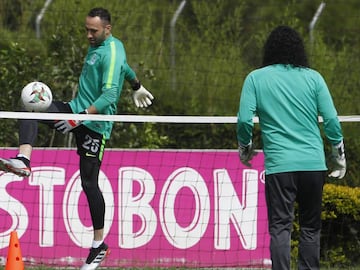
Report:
88,7,111,24
262,25,309,68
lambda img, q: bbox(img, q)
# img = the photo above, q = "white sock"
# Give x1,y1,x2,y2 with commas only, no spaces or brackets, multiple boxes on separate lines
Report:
92,240,103,248
16,154,30,160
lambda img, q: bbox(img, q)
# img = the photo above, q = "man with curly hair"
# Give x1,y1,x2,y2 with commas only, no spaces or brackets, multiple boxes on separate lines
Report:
236,25,346,269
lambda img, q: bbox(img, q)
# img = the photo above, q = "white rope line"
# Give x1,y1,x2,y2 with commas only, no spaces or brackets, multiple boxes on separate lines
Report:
0,111,359,123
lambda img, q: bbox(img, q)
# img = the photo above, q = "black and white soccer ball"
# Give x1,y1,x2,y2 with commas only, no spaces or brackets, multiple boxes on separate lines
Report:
21,81,52,112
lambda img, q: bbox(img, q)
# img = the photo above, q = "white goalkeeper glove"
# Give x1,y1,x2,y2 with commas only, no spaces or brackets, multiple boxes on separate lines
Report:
132,85,154,108
238,140,256,167
328,140,346,179
54,111,86,134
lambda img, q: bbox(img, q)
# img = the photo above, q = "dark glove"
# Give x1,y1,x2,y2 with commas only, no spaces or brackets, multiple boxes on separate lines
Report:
238,141,256,167
328,140,346,179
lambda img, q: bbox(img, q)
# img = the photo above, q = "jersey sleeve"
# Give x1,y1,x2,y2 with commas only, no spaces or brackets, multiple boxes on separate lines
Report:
316,73,343,145
124,62,137,82
237,73,257,145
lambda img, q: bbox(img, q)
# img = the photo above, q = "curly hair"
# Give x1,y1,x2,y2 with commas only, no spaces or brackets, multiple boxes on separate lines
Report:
262,25,309,68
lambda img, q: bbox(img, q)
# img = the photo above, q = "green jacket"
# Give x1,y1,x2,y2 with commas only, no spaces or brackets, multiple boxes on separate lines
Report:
237,64,343,174
69,35,136,139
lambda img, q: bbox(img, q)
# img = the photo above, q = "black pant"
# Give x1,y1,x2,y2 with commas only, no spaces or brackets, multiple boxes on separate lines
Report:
74,125,106,230
19,101,106,230
19,101,72,145
265,171,325,270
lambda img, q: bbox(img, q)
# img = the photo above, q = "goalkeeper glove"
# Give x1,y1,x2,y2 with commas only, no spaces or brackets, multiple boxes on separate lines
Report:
238,140,256,167
328,140,346,179
54,110,86,134
132,85,154,108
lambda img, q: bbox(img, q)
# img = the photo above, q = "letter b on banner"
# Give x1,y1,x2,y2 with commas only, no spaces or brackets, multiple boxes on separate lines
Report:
119,167,157,248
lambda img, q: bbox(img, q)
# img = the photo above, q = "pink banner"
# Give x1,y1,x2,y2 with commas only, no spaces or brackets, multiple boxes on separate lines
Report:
0,148,270,268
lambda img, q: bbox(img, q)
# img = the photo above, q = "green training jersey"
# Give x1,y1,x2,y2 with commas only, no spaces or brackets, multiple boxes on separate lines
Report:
237,64,343,174
69,35,136,139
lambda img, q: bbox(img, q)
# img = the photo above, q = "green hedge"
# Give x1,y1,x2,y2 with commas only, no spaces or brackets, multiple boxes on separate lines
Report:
291,183,360,268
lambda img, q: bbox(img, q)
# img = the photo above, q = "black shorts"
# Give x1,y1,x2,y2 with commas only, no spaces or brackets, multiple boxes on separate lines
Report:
46,101,106,162
73,125,106,163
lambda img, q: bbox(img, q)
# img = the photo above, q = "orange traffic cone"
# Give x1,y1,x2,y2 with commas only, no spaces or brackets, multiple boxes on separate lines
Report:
5,231,24,270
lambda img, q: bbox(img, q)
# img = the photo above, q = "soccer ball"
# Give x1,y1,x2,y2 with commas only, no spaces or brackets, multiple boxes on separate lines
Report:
21,81,52,112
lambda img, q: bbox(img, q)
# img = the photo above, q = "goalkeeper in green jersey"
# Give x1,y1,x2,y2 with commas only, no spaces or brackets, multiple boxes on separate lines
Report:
236,26,346,270
0,7,154,270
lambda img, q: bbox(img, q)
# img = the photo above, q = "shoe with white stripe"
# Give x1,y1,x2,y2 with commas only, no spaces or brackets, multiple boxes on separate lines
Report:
0,157,31,177
80,242,110,270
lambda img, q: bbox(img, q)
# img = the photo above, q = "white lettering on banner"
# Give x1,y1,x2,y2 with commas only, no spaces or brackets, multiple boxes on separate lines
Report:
260,170,266,184
62,170,114,248
214,169,258,250
28,167,65,247
0,166,264,250
0,173,28,249
159,167,210,249
118,167,157,248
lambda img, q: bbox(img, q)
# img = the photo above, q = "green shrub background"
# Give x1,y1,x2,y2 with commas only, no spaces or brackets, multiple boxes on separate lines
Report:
291,183,360,267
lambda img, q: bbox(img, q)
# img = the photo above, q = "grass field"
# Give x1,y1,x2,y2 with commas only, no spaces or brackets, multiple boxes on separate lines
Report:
0,266,360,270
